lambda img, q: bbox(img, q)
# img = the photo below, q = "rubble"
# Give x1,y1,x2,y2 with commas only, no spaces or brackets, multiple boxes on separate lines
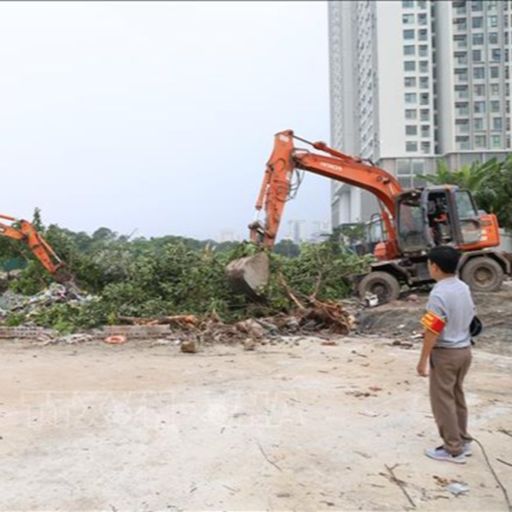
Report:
0,283,93,319
180,340,198,353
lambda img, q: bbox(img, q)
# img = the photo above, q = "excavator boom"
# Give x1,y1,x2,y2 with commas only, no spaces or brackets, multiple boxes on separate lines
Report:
0,214,71,283
228,130,403,295
249,130,402,250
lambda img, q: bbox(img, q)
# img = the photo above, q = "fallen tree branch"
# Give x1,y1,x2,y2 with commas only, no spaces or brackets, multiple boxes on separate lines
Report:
473,437,512,512
277,272,306,310
384,464,416,509
256,440,282,472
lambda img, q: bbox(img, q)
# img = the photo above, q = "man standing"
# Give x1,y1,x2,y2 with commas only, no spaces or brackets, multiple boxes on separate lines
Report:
417,246,475,464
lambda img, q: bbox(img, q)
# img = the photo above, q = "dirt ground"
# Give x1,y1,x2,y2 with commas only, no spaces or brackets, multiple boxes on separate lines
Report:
358,280,512,357
0,331,510,511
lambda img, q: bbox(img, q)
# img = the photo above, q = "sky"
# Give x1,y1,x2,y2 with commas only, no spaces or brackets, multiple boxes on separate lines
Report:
0,1,330,241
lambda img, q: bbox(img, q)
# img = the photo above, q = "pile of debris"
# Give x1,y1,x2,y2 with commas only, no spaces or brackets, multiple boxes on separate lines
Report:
0,283,93,319
115,299,356,352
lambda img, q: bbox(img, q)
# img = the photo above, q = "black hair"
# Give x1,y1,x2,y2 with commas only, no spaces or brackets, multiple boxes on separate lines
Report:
428,246,461,274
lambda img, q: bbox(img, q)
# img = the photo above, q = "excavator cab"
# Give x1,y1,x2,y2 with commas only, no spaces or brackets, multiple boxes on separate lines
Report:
396,186,486,255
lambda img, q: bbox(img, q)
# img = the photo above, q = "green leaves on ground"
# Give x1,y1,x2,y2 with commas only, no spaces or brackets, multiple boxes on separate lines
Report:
2,220,372,331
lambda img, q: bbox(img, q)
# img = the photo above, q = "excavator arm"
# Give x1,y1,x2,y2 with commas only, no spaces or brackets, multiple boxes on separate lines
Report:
0,214,71,283
249,130,402,253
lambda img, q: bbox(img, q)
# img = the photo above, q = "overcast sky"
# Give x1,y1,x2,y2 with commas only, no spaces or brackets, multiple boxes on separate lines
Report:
0,1,330,241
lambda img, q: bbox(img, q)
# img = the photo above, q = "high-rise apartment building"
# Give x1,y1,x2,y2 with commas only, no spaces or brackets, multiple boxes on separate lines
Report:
329,0,512,227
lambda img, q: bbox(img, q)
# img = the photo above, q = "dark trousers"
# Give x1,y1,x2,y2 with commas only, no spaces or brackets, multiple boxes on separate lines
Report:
429,347,472,455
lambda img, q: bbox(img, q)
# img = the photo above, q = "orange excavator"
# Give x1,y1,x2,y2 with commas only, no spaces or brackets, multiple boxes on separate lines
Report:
0,214,71,284
228,130,510,303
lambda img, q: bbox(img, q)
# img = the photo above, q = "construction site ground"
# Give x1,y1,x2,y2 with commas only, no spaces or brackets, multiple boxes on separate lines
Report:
0,285,511,511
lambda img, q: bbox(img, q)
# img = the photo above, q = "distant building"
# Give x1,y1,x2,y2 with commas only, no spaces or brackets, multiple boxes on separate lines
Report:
308,220,332,243
287,219,307,244
218,230,241,243
328,0,512,227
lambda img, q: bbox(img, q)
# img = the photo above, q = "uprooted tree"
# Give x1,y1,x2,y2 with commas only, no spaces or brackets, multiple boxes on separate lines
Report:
0,211,372,332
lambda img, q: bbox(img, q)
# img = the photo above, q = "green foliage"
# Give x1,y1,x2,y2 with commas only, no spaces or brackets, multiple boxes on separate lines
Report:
329,223,367,247
263,242,373,313
273,239,301,257
3,214,372,331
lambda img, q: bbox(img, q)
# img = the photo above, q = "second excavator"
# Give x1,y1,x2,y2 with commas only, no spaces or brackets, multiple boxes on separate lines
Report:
0,213,72,284
228,130,510,303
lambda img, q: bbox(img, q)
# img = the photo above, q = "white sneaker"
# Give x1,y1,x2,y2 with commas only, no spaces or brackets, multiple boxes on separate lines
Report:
462,442,472,457
425,446,467,464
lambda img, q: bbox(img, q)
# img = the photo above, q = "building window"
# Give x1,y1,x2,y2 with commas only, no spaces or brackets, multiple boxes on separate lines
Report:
405,109,417,120
455,85,469,99
473,67,485,79
421,142,430,154
403,29,415,40
456,136,470,150
420,93,429,105
412,160,424,175
492,117,503,130
456,105,469,116
472,17,483,29
404,45,415,56
491,134,502,148
418,13,427,25
474,84,485,96
420,76,429,89
454,35,467,49
421,125,430,137
488,15,498,29
404,77,417,87
403,14,415,25
404,61,416,71
475,135,487,148
418,29,428,41
472,33,484,45
471,1,483,12
406,141,418,152
472,49,482,62
455,53,468,65
491,100,500,112
454,18,467,30
474,101,486,113
406,125,418,135
490,66,499,78
491,83,500,96
474,118,485,130
489,32,498,44
396,160,411,176
456,119,470,134
405,93,417,104
420,109,429,121
418,45,428,58
417,0,426,9
402,0,414,7
419,60,429,73
491,49,501,61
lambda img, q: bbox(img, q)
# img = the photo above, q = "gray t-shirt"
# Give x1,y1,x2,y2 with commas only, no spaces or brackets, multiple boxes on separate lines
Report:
425,276,475,348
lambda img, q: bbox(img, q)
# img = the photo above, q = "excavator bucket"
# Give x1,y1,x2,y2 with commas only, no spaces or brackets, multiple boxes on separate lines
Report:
226,251,270,299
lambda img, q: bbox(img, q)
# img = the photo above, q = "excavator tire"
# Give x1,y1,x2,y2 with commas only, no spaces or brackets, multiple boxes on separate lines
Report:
461,256,504,292
357,271,400,304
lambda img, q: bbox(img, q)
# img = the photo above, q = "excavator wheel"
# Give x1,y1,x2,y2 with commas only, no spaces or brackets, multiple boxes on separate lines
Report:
461,257,504,292
357,271,400,304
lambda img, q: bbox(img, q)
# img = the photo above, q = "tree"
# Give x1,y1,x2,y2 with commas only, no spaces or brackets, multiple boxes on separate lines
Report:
273,239,300,257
